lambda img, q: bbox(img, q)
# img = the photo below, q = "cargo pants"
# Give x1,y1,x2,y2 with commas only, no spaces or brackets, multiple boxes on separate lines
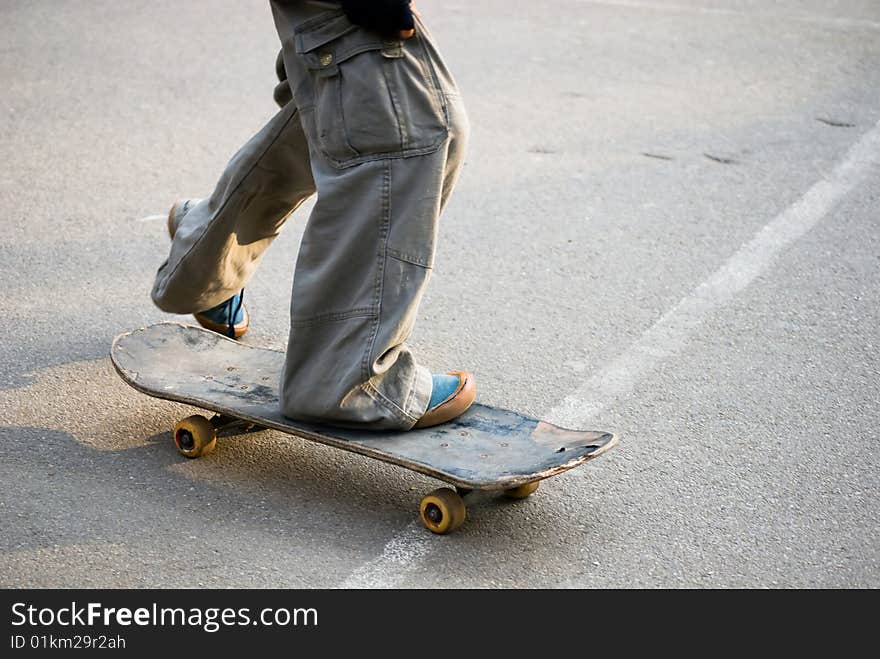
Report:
150,2,469,430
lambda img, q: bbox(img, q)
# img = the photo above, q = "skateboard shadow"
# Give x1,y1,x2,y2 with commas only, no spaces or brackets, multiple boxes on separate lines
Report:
0,424,421,560
1,422,608,588
139,424,441,509
0,426,620,587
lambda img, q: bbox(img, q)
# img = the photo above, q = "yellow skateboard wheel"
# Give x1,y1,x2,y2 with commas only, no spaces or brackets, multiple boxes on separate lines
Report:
173,415,217,459
420,488,466,534
503,481,540,499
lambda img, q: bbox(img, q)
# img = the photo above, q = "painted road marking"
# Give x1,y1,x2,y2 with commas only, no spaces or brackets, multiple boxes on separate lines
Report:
340,119,880,588
341,522,432,588
550,118,880,428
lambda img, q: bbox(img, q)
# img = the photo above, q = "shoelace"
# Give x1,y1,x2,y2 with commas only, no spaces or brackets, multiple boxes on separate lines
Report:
227,289,244,339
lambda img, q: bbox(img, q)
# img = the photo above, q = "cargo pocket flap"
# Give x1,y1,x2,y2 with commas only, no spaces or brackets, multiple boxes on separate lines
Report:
295,12,357,55
295,12,403,71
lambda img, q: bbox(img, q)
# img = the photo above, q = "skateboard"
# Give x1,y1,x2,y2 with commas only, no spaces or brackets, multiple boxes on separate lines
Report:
111,323,617,534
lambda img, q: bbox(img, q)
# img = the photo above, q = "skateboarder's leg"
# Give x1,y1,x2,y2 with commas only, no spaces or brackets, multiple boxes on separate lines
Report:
150,100,316,319
272,5,470,430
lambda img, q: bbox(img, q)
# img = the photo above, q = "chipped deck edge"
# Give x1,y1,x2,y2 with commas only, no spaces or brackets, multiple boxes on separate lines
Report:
110,323,617,490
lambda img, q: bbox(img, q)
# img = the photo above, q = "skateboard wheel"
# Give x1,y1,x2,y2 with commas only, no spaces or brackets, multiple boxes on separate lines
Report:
173,415,217,459
503,481,540,499
420,488,466,535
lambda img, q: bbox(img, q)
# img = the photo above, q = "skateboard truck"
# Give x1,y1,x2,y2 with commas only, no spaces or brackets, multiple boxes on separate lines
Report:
172,414,261,458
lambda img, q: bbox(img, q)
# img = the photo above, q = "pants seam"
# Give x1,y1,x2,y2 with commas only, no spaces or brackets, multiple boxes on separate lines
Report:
291,308,376,328
362,160,392,382
402,371,418,415
387,248,432,269
381,55,407,149
322,137,448,169
414,25,450,128
362,381,418,425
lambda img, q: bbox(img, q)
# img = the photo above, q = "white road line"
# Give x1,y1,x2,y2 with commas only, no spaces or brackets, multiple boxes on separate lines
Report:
579,0,880,31
136,215,166,223
340,521,433,588
340,119,880,588
549,118,880,428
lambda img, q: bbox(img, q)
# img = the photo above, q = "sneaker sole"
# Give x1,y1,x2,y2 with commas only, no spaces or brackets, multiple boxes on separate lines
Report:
413,371,476,429
193,306,250,340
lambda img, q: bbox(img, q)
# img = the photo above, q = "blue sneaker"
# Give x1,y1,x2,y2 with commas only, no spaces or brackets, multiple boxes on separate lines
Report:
194,290,249,340
414,372,476,429
168,199,249,339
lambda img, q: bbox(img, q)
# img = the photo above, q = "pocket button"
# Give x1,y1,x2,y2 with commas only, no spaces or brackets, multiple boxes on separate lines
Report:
318,52,334,67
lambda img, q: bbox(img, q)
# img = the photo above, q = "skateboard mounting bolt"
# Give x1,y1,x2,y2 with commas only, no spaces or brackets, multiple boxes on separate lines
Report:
424,503,443,524
176,430,195,451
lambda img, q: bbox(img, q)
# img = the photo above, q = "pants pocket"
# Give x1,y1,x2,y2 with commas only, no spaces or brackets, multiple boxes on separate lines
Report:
294,10,448,168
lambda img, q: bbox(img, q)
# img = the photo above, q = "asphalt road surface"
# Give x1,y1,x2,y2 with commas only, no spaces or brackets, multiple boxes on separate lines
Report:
1,0,878,588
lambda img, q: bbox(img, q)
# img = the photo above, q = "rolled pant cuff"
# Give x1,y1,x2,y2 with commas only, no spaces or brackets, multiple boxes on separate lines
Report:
364,365,433,430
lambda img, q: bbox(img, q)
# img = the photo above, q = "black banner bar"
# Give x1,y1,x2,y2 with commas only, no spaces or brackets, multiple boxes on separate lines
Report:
1,589,871,652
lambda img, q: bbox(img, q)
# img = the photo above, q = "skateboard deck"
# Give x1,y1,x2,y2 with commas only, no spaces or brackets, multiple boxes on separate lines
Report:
111,323,616,533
